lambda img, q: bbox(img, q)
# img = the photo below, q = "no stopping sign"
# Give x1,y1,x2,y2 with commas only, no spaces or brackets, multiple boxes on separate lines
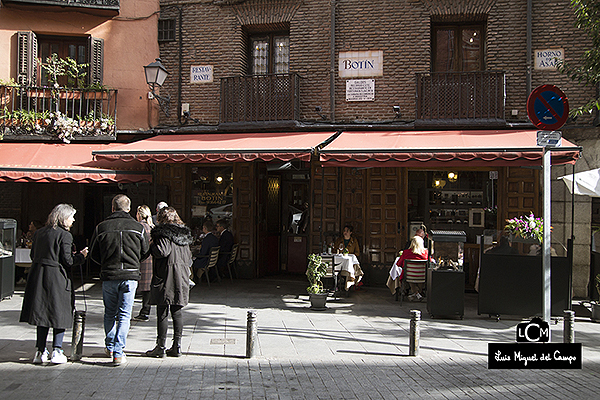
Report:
527,85,569,131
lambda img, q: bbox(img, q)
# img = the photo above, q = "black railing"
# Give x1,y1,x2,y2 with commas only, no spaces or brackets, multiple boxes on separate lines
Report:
220,73,300,124
0,85,117,141
416,71,505,124
3,0,119,10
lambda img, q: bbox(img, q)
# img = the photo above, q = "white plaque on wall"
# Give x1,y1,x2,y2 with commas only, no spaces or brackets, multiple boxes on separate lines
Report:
339,51,383,78
346,79,375,102
534,49,563,70
190,65,213,83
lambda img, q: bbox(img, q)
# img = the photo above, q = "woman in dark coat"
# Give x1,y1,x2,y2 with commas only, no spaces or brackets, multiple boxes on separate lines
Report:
146,207,193,358
20,204,88,364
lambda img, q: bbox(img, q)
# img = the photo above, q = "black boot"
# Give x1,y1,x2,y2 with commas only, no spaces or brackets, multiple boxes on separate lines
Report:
146,344,166,358
166,338,181,357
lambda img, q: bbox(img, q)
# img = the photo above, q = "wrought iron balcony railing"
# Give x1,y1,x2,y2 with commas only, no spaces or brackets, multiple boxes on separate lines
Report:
0,85,117,141
2,0,119,11
220,73,300,124
416,71,505,126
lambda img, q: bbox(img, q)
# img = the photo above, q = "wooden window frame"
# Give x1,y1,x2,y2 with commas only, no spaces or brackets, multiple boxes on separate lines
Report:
432,23,485,72
248,31,289,75
158,18,176,42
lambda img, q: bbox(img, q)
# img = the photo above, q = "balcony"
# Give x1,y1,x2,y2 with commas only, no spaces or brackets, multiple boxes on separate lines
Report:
415,71,506,128
2,0,119,12
220,73,300,127
0,85,117,142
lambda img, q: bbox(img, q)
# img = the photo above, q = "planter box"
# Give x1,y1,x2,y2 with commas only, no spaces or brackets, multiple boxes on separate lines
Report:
478,253,572,318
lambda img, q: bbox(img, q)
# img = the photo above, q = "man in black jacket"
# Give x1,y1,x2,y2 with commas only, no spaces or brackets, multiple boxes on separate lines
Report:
89,194,149,366
216,219,234,277
192,219,219,282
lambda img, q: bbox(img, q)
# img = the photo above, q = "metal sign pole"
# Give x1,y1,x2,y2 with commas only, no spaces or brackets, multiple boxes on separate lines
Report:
543,147,552,335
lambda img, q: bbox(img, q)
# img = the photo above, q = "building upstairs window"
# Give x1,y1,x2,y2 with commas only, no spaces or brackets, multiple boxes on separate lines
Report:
432,23,484,72
250,32,289,75
158,19,176,42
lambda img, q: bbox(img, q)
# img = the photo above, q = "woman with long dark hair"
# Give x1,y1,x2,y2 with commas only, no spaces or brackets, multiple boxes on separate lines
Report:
146,207,193,358
19,204,88,364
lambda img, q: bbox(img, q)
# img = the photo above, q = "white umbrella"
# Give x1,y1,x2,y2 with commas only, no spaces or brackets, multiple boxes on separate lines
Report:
558,168,600,197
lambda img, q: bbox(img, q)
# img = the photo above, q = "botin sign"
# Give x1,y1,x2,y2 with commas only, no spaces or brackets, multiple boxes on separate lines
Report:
527,85,569,131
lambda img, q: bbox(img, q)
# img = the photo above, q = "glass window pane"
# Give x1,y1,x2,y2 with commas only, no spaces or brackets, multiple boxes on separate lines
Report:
68,44,77,60
435,29,455,72
274,36,289,74
251,38,269,75
461,28,482,71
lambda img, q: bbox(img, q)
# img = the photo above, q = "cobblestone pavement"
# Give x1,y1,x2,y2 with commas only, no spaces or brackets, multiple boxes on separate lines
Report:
1,277,600,399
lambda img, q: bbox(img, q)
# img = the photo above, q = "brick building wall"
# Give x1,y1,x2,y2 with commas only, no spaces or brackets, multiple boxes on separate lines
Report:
157,0,595,127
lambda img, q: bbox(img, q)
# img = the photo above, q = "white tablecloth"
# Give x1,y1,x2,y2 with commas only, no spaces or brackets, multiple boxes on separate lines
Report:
332,254,363,290
15,248,32,264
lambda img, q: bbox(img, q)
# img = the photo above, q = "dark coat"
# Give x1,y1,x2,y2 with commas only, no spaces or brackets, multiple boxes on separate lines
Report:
150,223,193,306
192,232,219,270
217,229,234,269
20,225,86,329
89,211,149,281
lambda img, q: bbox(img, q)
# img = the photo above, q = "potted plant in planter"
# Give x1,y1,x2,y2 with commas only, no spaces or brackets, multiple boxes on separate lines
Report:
592,274,600,322
306,253,328,309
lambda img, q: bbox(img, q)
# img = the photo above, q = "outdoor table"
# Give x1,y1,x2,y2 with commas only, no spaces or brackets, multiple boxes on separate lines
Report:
333,253,363,290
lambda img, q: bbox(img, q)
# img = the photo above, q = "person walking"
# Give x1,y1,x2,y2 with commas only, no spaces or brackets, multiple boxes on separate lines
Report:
133,205,155,321
19,204,89,364
89,194,149,366
145,207,193,358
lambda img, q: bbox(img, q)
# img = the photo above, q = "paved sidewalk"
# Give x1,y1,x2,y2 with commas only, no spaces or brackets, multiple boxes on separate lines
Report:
1,276,600,399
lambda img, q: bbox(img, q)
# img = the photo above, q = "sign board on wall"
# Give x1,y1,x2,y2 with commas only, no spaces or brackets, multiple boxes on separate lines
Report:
534,49,563,70
190,65,213,83
346,79,375,101
339,51,383,78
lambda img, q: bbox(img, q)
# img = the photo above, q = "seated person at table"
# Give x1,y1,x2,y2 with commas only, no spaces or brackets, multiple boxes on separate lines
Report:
485,236,519,255
216,219,234,277
333,225,360,256
192,220,219,282
395,235,429,301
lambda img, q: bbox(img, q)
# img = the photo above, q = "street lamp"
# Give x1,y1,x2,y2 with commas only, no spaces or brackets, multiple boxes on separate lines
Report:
144,58,171,117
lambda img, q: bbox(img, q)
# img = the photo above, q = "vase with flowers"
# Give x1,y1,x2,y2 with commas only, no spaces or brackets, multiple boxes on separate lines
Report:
505,212,544,244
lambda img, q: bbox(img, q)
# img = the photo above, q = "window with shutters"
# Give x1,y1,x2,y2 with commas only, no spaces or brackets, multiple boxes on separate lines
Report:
17,31,104,87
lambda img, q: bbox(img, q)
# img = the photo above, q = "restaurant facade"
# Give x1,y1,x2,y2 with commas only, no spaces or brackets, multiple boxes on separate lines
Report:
0,0,598,297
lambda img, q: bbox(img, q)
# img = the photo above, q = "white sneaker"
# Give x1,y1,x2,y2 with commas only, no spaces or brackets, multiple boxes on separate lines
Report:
51,348,68,364
33,349,49,364
416,293,424,301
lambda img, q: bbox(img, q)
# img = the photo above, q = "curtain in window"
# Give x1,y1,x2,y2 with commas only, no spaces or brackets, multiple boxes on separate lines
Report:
252,39,269,75
435,29,455,72
461,28,481,72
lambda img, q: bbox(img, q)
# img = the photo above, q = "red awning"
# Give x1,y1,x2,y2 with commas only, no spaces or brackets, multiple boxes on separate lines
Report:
93,132,338,163
0,143,152,183
319,130,581,167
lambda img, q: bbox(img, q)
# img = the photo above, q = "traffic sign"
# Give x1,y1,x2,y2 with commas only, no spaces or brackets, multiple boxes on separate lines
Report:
527,85,569,131
536,130,562,147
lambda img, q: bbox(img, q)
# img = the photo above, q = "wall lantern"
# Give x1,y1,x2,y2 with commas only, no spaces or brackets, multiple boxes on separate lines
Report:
447,171,458,182
144,58,171,117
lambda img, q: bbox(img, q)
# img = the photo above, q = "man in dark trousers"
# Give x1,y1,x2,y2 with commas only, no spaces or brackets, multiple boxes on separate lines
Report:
192,220,219,282
216,219,234,277
89,194,149,366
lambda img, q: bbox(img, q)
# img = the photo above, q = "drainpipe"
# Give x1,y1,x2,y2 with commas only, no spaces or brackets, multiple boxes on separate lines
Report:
330,0,336,121
526,0,532,96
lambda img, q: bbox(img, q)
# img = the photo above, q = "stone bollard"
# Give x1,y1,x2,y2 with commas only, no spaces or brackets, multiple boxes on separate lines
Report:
246,310,257,358
563,310,575,344
409,310,421,356
71,310,86,361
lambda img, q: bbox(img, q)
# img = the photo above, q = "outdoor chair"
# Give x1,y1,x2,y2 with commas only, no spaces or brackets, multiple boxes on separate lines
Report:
196,246,221,286
225,243,239,282
400,259,428,304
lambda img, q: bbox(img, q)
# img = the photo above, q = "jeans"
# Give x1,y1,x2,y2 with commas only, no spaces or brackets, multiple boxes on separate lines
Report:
36,326,65,351
102,280,138,357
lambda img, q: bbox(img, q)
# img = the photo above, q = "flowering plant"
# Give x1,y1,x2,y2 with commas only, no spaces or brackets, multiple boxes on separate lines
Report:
505,213,543,243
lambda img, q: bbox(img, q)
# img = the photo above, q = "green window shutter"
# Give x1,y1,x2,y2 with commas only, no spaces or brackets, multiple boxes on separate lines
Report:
17,31,38,86
88,36,104,85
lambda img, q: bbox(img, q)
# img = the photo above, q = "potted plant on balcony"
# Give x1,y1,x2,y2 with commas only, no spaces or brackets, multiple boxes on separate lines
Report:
306,253,328,310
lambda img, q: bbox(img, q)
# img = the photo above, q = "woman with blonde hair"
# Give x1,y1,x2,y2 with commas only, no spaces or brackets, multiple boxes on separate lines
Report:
134,205,154,321
394,235,429,301
19,204,88,364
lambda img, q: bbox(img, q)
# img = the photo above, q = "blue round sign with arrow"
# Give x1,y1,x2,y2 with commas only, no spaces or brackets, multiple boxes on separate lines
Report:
527,85,569,130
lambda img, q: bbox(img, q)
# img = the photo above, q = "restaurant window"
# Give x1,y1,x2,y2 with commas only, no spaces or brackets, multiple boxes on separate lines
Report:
190,166,234,236
432,23,484,72
249,33,289,75
158,19,176,42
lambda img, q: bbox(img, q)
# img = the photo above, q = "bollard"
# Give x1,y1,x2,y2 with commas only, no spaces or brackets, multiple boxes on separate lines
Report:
246,310,257,359
563,310,575,344
409,310,421,356
71,310,86,361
